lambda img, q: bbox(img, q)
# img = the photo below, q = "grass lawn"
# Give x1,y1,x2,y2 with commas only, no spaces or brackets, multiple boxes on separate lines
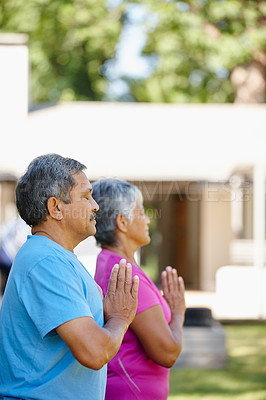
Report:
169,324,266,400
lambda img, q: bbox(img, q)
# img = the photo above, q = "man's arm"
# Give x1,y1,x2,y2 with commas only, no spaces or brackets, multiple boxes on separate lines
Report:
56,259,139,370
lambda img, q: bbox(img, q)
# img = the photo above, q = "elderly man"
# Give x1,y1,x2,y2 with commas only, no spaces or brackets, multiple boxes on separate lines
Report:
0,154,139,400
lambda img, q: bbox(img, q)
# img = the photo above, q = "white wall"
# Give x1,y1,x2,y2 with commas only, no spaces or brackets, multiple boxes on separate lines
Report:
0,34,29,123
200,183,234,291
214,266,266,320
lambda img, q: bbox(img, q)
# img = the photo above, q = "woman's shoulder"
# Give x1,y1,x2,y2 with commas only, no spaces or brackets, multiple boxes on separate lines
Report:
97,249,142,270
97,249,124,268
95,249,123,285
95,249,152,282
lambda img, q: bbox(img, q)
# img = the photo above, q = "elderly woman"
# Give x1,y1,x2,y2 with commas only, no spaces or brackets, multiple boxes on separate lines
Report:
92,179,186,400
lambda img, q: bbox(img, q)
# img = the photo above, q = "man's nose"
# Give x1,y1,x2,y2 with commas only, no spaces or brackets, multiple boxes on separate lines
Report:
91,196,99,212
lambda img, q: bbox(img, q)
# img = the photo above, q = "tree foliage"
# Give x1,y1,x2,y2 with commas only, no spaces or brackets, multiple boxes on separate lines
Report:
1,0,265,103
0,0,125,103
125,0,266,103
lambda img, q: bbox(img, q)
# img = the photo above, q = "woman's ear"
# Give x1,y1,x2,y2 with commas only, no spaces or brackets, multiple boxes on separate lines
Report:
47,197,63,221
116,214,128,233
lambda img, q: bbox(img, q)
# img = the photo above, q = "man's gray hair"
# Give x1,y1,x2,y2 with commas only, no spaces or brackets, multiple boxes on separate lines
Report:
16,153,86,227
92,179,143,246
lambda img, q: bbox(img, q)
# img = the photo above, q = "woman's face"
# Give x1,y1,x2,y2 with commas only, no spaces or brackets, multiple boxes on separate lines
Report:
126,201,151,249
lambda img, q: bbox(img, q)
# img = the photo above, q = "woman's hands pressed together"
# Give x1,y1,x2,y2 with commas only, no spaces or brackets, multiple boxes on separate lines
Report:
161,266,186,325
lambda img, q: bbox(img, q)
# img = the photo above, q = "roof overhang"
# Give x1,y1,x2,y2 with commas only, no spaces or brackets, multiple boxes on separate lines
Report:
1,102,266,182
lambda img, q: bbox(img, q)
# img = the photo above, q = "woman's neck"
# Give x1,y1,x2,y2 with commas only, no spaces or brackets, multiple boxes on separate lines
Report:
102,243,137,265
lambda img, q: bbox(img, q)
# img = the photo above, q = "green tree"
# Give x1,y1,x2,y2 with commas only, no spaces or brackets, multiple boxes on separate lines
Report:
124,0,266,103
0,0,125,103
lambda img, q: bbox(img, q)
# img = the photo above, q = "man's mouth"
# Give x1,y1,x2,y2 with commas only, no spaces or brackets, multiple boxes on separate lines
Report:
90,213,96,221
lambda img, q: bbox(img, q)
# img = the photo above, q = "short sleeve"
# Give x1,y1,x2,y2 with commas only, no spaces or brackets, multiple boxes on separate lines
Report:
133,266,161,315
95,250,162,316
20,255,93,338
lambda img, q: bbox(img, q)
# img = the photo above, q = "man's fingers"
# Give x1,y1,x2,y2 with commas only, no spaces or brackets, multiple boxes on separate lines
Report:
124,263,132,293
116,259,126,291
107,264,119,294
131,275,139,300
96,283,104,300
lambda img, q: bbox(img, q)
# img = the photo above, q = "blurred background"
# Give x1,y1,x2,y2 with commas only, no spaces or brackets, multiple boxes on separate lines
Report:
0,1,266,398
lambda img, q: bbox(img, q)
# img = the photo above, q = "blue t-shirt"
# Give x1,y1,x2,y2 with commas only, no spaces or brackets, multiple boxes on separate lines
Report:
0,235,107,400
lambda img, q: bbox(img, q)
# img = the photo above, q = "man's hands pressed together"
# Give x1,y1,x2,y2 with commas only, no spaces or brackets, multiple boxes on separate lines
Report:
104,259,139,326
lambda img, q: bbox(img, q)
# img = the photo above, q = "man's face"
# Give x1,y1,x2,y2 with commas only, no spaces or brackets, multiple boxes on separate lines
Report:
61,171,99,245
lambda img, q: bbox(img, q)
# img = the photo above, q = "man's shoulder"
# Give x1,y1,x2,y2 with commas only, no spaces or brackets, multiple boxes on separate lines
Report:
19,235,72,259
13,236,79,280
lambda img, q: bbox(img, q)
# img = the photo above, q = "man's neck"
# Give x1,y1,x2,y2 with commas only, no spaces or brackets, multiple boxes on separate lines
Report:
32,224,75,252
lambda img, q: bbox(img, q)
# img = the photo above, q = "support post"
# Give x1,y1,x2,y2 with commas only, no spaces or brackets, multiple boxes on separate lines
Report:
253,163,265,319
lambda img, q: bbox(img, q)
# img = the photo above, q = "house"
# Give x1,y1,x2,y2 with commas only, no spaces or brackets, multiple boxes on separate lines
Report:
1,33,266,319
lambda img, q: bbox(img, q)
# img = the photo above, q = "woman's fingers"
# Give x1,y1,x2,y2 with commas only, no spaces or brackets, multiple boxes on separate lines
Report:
160,266,186,319
166,266,174,293
172,268,178,287
178,276,185,294
161,270,168,295
162,266,179,294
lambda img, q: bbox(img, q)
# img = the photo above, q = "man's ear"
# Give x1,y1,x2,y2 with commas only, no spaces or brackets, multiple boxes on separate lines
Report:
47,197,63,221
116,214,128,233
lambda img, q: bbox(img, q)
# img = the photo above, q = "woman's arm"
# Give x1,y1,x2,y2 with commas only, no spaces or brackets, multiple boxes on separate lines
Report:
130,267,185,368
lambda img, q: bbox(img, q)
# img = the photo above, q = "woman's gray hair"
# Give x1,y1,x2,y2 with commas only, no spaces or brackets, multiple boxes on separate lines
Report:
16,153,86,227
92,179,143,246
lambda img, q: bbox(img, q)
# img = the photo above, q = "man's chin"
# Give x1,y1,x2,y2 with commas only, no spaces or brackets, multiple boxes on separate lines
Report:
88,225,97,237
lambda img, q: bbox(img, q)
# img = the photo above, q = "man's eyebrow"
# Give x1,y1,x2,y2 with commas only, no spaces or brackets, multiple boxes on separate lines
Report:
82,188,93,195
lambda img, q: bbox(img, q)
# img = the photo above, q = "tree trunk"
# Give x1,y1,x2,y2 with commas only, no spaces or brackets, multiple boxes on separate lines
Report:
231,57,266,103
